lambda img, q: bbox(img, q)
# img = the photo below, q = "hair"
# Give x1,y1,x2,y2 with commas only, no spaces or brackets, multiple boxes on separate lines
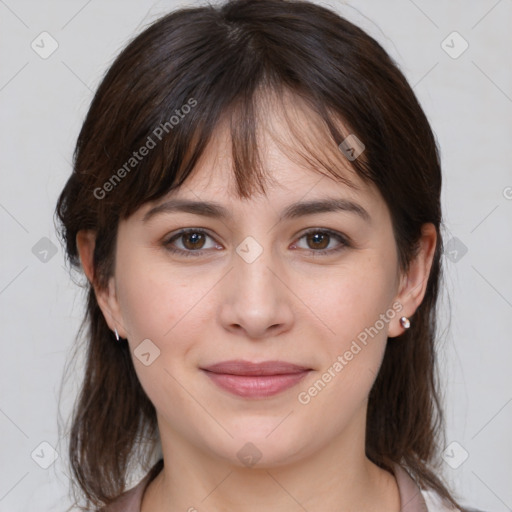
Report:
55,0,465,510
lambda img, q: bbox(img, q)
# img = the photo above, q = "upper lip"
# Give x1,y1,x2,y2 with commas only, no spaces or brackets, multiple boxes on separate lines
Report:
201,360,311,376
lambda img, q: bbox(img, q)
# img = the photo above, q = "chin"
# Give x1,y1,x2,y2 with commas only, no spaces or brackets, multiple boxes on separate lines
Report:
222,430,311,469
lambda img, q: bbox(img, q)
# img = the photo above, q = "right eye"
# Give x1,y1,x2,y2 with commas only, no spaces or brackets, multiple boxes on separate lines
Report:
163,228,221,257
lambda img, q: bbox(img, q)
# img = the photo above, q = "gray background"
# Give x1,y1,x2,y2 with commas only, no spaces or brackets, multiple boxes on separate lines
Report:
0,0,511,511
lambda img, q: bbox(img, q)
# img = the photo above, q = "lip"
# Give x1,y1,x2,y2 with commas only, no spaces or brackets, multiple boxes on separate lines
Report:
200,360,312,399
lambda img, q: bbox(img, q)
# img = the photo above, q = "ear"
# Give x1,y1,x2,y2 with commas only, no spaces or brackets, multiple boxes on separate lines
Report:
76,230,128,338
388,223,437,338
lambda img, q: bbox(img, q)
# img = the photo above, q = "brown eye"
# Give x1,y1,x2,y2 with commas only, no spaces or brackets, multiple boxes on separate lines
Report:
294,229,349,256
164,228,219,257
305,232,330,250
181,232,207,250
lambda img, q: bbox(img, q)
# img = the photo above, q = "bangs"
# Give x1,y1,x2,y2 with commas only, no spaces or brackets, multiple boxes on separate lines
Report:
117,80,373,221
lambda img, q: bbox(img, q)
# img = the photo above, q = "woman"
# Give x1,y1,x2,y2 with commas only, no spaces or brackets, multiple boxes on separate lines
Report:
55,0,479,510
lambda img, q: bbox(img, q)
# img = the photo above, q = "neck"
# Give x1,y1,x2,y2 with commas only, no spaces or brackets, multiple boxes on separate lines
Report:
141,411,400,512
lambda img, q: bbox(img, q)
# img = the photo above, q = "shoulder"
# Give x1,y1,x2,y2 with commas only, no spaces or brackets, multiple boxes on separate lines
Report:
97,480,146,512
421,488,488,512
391,462,484,512
421,489,459,512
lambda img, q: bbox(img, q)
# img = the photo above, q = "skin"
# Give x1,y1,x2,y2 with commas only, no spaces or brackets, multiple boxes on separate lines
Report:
77,99,436,512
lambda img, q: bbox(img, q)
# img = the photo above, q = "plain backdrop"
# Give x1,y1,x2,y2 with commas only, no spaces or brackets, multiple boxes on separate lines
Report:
1,1,511,511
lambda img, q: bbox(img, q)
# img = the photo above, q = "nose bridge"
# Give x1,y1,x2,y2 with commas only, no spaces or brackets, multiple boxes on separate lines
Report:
234,233,280,304
219,231,293,337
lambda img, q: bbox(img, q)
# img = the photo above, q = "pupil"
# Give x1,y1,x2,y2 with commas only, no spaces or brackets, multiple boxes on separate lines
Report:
309,233,328,250
186,233,203,249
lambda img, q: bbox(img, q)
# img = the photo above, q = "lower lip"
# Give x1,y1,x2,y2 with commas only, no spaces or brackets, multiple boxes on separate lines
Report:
202,370,310,398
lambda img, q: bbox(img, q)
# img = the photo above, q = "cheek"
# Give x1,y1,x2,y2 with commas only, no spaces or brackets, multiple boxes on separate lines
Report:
298,255,398,396
114,258,212,411
115,256,217,352
294,266,394,423
116,270,173,341
308,259,397,344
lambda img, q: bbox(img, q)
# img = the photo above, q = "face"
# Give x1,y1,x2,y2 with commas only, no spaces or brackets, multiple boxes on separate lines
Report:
93,104,427,470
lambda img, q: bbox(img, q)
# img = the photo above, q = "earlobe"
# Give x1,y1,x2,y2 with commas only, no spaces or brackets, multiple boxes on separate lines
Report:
76,230,128,339
388,223,437,338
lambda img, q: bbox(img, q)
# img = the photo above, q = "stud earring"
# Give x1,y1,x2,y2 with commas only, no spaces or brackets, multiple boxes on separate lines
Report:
400,316,411,329
114,328,120,341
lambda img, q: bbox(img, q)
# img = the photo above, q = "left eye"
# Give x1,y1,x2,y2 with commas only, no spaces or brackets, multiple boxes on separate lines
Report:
293,229,348,254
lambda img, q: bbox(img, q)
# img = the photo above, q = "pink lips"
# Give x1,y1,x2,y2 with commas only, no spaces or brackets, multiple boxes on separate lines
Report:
201,360,311,399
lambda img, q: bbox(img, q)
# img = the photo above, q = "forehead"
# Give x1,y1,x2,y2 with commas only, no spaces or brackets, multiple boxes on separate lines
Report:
179,136,361,203
178,93,373,198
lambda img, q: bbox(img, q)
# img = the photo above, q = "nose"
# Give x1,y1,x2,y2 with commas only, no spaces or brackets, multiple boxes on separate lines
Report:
218,240,295,340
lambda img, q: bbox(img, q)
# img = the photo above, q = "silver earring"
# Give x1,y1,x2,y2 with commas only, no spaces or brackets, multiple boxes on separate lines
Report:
400,316,411,329
114,328,120,341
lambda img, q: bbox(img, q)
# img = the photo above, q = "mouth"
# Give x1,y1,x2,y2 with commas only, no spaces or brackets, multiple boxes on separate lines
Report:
200,360,312,399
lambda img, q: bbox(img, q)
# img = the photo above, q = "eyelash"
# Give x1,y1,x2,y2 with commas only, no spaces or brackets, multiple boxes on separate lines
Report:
163,228,350,258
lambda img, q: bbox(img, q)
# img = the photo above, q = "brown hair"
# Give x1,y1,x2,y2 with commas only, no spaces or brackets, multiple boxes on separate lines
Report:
55,0,465,510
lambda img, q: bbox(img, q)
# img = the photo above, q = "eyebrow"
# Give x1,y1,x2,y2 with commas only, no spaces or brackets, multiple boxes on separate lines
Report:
142,197,371,224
